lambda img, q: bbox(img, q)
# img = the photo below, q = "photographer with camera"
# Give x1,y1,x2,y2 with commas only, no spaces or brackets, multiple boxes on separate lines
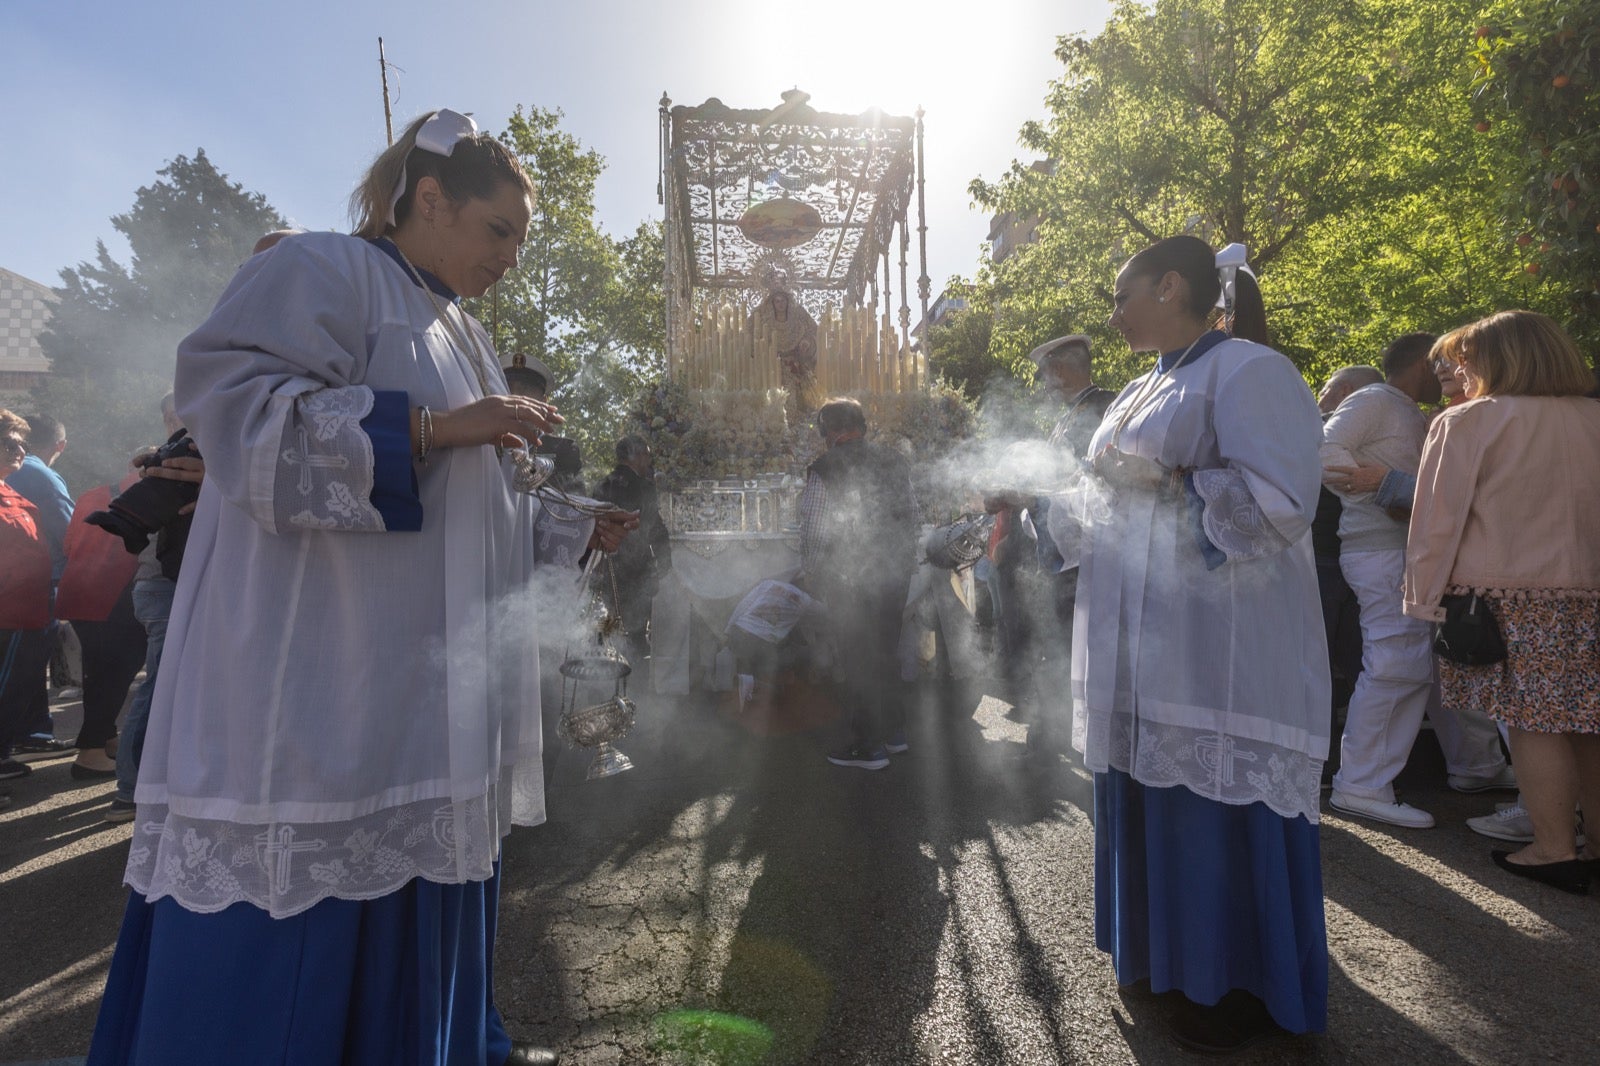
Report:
91,393,201,822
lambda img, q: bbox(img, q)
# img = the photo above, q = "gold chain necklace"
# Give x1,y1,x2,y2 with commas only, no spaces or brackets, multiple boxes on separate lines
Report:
390,244,498,401
1107,333,1206,454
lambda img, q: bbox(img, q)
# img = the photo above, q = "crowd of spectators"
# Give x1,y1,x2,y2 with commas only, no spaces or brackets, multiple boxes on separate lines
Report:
2,177,1595,1061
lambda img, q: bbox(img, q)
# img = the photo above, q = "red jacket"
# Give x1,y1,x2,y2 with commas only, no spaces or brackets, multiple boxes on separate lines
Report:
54,479,141,622
0,483,52,629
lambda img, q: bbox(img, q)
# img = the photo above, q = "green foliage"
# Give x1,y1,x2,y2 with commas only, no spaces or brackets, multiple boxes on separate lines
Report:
477,105,615,373
964,0,1537,389
924,283,1001,398
1472,0,1600,352
469,108,665,482
33,151,285,489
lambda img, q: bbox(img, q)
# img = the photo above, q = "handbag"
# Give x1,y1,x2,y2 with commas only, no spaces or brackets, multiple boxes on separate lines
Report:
1432,593,1507,666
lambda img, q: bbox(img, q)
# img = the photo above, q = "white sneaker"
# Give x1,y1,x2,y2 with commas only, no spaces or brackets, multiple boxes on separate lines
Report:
1469,804,1587,846
1329,790,1436,828
1466,804,1535,842
1448,766,1518,794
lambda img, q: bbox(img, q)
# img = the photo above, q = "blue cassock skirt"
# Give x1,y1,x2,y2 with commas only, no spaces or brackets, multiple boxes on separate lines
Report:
87,868,514,1066
1094,769,1328,1034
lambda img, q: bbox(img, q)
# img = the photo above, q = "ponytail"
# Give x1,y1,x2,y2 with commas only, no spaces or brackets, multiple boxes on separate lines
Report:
349,111,534,239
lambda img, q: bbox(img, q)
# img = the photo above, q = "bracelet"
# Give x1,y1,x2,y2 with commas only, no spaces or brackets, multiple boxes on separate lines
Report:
417,405,433,465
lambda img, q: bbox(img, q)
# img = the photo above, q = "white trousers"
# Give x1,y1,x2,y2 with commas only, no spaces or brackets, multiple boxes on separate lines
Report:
1332,549,1505,801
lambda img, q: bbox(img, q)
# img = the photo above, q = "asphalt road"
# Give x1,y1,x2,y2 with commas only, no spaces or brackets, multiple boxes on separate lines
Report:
2,679,1597,1065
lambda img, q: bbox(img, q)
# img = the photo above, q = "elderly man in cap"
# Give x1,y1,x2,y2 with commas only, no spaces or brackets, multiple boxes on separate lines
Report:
983,335,1114,725
1026,332,1115,634
504,353,585,492
1034,334,1115,459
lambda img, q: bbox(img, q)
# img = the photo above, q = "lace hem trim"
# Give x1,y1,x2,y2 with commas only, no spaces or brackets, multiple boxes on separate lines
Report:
124,792,505,919
1073,710,1324,823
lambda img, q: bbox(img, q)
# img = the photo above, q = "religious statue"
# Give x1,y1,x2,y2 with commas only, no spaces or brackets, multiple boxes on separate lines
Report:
752,287,823,412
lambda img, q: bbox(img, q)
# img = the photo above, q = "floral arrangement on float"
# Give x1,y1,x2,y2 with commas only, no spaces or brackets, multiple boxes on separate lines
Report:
629,381,796,484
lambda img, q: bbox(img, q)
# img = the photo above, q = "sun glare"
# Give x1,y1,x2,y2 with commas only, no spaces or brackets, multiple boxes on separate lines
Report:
711,0,1059,123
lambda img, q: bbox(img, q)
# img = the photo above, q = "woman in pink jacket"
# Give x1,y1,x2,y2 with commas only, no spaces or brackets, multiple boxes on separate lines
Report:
1404,310,1600,894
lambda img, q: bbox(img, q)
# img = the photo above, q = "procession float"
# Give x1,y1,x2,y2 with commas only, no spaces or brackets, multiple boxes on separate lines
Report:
635,90,978,694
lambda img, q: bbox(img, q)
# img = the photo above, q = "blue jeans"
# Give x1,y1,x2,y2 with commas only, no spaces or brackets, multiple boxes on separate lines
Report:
115,578,175,803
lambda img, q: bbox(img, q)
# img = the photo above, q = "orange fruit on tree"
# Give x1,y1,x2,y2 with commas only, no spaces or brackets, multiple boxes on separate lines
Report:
1552,74,1571,88
1525,262,1542,274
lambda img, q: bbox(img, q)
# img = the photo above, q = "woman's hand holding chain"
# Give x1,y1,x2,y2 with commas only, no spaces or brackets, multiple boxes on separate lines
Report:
430,395,565,452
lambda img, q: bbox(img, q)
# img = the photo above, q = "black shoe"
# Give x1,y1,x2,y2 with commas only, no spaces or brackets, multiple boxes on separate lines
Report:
71,761,118,780
504,1042,560,1065
0,759,32,781
826,745,890,770
10,735,73,759
1490,850,1590,895
1167,991,1285,1054
104,798,137,824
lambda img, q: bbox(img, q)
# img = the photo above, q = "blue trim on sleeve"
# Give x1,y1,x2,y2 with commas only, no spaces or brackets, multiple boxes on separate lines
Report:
1185,473,1228,570
1375,469,1416,510
362,391,422,531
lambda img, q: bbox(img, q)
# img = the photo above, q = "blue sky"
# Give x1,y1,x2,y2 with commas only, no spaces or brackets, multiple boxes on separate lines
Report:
4,0,1111,303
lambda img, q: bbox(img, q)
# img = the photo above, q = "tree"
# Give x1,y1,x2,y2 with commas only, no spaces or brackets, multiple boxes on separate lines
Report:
966,0,1531,385
926,300,999,400
1472,0,1600,353
34,151,285,488
552,221,668,471
476,106,617,379
472,108,665,477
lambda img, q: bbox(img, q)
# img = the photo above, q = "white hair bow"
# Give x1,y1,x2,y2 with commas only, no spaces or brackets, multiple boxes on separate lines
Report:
386,109,479,227
1215,242,1255,311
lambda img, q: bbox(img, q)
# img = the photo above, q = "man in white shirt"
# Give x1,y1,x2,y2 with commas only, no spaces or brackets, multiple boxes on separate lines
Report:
1323,333,1511,827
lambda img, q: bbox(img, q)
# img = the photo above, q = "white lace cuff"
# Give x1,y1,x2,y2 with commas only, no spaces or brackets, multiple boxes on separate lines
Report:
277,386,386,532
1191,467,1291,563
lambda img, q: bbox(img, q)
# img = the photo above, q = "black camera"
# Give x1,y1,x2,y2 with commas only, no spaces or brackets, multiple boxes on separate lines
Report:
88,430,202,558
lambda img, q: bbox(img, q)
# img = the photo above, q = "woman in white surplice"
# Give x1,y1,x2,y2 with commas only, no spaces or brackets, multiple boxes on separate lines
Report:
87,111,631,1066
1061,236,1330,1051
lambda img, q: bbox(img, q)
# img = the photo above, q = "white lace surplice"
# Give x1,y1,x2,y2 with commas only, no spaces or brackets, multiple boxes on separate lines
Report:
128,234,594,917
1069,339,1331,822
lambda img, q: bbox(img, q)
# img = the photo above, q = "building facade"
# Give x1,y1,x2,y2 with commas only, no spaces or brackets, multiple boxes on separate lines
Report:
0,268,55,401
